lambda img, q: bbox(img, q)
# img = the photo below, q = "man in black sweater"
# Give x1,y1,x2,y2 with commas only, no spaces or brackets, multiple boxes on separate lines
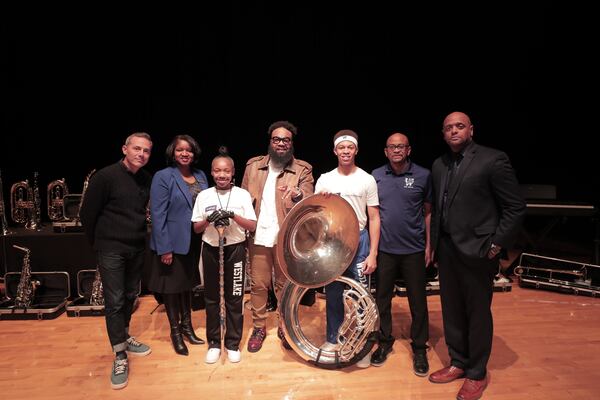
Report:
80,132,153,390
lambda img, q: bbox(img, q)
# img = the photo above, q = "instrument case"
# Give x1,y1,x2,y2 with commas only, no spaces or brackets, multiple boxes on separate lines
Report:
394,265,511,297
516,253,600,297
0,271,70,320
66,269,142,317
52,194,84,233
66,269,104,317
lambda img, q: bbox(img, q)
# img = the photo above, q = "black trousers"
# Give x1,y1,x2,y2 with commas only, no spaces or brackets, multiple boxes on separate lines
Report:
202,241,246,351
376,251,429,352
437,234,497,380
97,249,144,352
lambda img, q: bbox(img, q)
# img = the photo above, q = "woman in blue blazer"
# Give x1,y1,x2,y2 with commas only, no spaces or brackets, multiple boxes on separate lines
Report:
148,135,208,355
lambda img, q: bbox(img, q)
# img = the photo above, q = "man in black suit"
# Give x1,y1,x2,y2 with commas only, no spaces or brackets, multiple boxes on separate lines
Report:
428,112,525,400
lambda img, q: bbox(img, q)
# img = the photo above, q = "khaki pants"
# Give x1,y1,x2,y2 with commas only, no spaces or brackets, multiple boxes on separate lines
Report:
249,243,287,328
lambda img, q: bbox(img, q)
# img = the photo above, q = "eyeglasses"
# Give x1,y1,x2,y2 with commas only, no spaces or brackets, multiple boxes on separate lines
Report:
271,136,292,145
386,144,409,151
442,123,469,133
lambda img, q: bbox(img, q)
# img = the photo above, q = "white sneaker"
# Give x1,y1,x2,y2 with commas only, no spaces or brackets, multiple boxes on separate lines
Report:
320,342,340,352
205,348,221,364
227,349,241,363
356,352,371,368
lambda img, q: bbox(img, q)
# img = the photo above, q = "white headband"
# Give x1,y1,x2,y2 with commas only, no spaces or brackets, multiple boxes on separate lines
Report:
334,135,358,147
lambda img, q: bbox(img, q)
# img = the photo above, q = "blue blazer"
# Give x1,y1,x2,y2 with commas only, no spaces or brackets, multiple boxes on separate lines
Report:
150,166,208,255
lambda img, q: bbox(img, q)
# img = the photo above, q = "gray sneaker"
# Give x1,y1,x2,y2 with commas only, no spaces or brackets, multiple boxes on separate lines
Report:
111,358,128,390
126,336,152,356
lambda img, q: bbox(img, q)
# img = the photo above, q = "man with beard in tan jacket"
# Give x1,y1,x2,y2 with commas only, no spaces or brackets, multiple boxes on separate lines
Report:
242,120,314,353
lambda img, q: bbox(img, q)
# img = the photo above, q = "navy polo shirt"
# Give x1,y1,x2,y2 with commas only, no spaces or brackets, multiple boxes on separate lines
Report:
372,161,432,255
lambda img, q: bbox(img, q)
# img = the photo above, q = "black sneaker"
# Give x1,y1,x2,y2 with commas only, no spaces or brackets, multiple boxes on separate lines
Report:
371,344,393,367
413,351,429,377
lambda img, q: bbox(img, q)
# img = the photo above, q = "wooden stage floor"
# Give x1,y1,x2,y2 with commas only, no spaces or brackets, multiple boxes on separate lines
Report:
1,283,599,400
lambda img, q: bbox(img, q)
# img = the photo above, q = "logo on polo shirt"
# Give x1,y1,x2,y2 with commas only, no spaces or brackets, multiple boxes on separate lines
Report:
404,177,414,189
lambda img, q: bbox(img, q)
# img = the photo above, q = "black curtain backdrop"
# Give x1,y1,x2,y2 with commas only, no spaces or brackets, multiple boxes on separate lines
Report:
1,4,596,212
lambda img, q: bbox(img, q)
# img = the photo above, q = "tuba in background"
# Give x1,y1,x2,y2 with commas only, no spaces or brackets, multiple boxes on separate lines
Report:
52,169,95,232
10,179,31,226
47,178,69,221
276,194,380,369
0,169,13,235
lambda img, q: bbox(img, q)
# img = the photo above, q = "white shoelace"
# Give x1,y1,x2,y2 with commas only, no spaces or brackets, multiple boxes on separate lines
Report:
114,359,128,375
127,337,141,347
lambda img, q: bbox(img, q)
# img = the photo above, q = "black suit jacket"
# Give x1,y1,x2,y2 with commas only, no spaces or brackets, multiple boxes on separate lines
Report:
431,142,526,263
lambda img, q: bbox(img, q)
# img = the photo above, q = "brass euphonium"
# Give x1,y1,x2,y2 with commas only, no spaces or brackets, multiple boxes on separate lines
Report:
25,171,42,231
276,194,380,369
0,169,13,235
10,179,31,225
47,178,69,221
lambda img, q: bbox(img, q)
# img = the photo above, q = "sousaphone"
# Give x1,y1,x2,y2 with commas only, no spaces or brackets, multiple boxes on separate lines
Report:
276,193,379,368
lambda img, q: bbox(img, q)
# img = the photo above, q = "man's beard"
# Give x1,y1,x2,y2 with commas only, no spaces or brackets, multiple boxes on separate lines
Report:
268,145,294,168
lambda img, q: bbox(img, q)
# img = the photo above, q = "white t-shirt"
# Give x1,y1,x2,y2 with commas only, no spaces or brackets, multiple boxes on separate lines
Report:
254,164,282,247
191,186,257,247
315,167,379,230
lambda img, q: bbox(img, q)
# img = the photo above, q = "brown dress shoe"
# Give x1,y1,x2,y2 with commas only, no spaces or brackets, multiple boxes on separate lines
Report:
457,376,488,400
428,366,465,383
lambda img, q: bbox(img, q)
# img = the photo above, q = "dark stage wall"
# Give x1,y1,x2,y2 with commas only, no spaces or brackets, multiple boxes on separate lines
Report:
1,4,596,210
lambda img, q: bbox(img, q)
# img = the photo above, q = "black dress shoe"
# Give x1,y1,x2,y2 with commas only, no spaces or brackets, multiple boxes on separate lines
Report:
371,344,393,367
413,352,429,377
170,328,189,356
181,323,206,345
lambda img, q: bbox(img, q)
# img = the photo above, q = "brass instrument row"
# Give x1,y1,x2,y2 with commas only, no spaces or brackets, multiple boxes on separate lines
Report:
0,170,94,233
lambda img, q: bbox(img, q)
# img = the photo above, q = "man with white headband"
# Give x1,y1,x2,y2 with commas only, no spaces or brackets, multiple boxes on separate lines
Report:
315,129,380,368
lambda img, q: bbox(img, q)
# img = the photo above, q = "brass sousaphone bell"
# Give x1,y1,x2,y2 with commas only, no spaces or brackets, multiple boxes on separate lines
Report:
276,194,380,368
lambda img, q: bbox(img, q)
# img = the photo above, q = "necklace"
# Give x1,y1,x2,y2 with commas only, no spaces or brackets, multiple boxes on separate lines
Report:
216,185,232,211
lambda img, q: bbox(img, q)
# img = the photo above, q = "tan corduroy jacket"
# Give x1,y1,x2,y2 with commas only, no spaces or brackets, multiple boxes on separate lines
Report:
241,155,314,226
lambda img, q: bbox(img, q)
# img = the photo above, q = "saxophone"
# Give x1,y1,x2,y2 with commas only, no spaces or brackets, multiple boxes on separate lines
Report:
75,169,96,224
25,172,42,231
89,266,104,306
13,245,40,309
0,169,13,236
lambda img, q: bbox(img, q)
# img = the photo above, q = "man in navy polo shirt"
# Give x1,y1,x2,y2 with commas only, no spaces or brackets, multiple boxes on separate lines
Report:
371,132,432,376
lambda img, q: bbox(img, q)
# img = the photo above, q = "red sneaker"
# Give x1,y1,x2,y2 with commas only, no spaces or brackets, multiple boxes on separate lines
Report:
247,327,267,353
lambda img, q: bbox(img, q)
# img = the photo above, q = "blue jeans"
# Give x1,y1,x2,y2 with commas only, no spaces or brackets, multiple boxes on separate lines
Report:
325,229,370,344
97,250,145,353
